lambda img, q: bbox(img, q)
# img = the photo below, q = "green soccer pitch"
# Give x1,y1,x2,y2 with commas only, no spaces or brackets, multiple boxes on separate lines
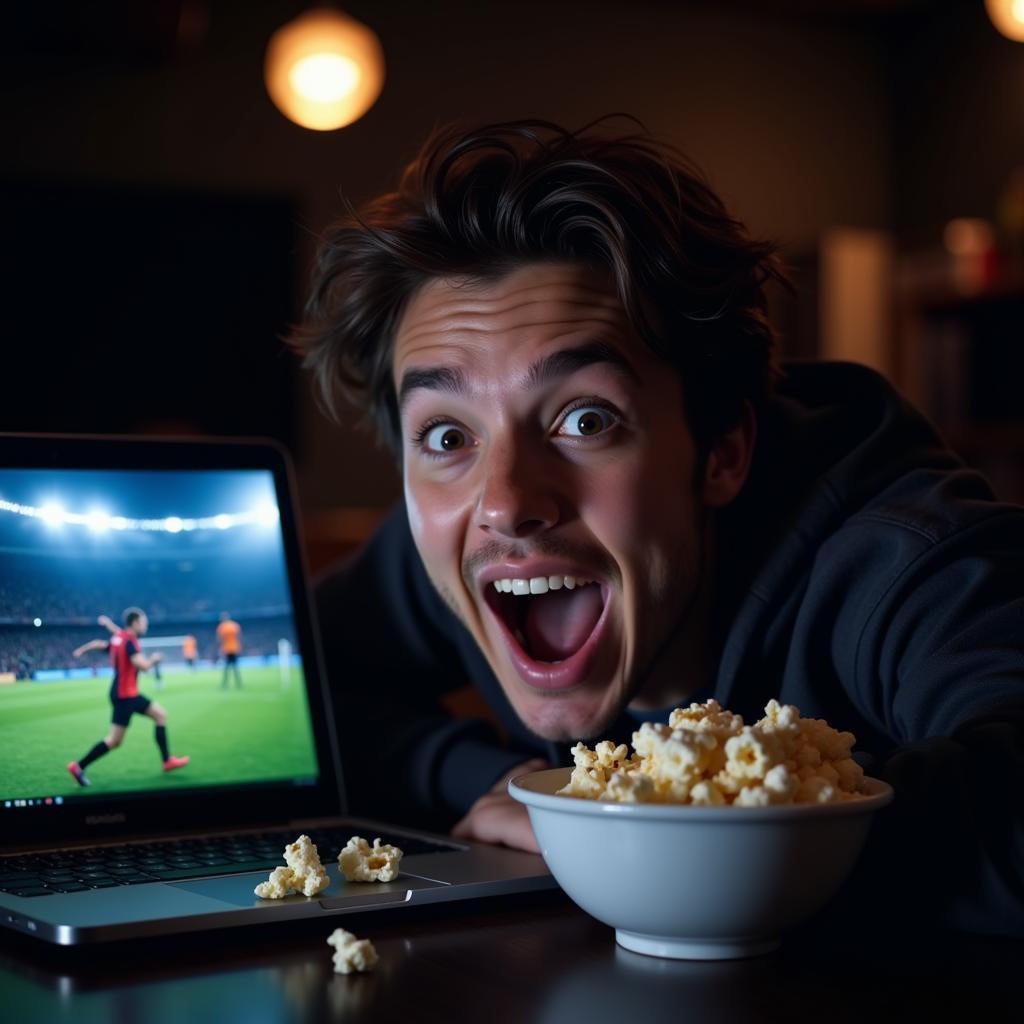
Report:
0,666,319,801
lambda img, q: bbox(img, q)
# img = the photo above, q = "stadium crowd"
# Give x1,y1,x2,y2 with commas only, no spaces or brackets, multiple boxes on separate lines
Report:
0,553,290,627
0,616,298,676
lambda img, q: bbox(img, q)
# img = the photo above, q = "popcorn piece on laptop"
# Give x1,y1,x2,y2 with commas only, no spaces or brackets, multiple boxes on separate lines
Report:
254,834,330,898
338,836,403,882
254,865,298,899
284,834,331,895
327,927,379,974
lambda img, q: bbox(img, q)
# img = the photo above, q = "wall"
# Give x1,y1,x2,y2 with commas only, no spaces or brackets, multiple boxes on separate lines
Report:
4,0,903,511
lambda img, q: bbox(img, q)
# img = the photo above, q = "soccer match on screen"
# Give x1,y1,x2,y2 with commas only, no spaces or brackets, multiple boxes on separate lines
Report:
0,468,318,803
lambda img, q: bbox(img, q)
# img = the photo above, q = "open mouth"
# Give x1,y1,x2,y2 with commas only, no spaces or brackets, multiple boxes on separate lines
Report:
484,574,607,667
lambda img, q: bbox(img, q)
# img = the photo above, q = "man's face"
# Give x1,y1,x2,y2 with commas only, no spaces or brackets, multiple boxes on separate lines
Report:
393,263,712,742
133,614,149,637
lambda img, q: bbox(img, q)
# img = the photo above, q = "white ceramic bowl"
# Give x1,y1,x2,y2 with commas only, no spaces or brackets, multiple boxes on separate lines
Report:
509,766,893,960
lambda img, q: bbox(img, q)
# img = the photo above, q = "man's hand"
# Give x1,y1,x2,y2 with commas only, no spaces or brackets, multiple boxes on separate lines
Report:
451,757,551,853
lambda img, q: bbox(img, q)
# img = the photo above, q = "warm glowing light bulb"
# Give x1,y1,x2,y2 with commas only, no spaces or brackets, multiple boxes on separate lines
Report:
264,8,385,131
289,53,361,102
986,0,1024,41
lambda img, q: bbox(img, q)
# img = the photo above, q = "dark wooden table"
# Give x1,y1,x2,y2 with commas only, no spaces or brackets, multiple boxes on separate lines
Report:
0,891,1017,1023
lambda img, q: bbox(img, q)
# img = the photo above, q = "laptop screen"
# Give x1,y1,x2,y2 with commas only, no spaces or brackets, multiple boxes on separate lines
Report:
0,437,343,847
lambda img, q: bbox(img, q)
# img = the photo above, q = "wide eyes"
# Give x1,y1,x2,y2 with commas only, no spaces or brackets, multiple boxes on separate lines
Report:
413,402,619,457
558,404,617,438
422,423,468,453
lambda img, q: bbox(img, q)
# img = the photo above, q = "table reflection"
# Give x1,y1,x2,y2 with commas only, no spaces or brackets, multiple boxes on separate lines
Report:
0,900,1017,1023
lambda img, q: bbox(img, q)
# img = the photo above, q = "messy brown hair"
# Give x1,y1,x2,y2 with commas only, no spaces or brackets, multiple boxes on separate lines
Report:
289,117,787,455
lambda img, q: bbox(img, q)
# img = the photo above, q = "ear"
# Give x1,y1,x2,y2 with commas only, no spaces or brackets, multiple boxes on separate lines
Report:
700,402,756,509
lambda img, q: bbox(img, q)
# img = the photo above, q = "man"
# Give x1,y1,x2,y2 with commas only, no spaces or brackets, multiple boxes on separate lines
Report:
183,634,198,672
68,607,189,785
216,612,243,689
292,119,1024,935
97,612,163,689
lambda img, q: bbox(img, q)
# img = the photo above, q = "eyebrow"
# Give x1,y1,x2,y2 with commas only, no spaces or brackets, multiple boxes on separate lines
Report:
397,339,640,413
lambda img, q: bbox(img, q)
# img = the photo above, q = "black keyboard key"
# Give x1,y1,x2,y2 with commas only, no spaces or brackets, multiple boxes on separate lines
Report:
1,877,44,890
87,881,122,889
9,888,54,897
51,883,92,893
0,873,35,885
151,860,275,881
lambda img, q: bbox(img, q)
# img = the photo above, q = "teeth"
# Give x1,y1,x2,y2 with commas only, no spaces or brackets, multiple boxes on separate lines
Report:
489,575,594,594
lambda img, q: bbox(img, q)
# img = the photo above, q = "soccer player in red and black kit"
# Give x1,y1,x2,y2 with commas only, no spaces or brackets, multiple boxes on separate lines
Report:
67,607,189,786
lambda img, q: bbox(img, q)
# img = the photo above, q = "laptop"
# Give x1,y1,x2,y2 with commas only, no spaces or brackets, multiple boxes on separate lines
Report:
0,432,553,945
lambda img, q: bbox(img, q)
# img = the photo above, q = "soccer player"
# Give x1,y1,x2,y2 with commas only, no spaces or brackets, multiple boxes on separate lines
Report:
216,612,243,689
96,612,163,689
183,634,198,672
67,607,189,786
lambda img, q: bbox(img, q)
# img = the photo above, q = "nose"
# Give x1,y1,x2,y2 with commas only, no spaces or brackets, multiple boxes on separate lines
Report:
475,439,561,540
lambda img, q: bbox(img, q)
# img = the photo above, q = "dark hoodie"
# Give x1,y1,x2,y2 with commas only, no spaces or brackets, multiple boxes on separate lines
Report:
315,361,1024,937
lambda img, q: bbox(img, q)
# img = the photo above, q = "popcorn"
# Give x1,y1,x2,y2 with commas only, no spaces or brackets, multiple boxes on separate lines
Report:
285,834,331,896
254,834,330,899
688,780,726,806
556,698,869,806
338,836,404,883
605,770,655,803
724,727,779,781
254,866,297,899
327,928,379,974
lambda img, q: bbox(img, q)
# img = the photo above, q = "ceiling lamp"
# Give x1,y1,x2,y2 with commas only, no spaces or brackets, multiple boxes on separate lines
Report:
986,0,1024,42
264,7,385,131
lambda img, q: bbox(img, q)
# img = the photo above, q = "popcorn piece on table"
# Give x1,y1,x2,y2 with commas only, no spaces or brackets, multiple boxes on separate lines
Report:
338,836,403,882
327,928,379,974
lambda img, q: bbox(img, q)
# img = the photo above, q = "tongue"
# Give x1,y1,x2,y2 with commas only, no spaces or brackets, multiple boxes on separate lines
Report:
523,585,604,662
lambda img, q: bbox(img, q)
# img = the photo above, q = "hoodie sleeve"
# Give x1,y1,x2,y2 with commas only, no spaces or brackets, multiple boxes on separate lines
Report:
313,505,535,830
846,502,1024,937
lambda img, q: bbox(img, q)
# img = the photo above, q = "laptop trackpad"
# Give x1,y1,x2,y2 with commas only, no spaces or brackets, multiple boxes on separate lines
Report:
172,869,447,908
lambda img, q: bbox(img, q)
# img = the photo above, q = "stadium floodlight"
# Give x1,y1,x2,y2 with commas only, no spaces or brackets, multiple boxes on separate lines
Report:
85,509,111,532
39,503,67,527
33,618,42,627
255,502,280,528
1,497,281,533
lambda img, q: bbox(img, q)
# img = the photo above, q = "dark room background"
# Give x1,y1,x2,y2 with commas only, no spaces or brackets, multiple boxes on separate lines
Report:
4,0,1023,554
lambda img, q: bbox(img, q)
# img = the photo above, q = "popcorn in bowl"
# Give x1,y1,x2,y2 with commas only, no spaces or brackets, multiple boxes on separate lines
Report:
557,699,866,806
509,698,893,960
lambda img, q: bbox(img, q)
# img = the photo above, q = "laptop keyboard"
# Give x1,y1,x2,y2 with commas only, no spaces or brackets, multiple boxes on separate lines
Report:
0,826,461,898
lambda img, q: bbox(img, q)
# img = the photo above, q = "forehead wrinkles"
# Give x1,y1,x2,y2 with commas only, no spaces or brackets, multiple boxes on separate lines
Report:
396,276,629,353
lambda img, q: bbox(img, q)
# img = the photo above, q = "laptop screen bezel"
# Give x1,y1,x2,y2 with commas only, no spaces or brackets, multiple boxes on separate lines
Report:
0,432,347,849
